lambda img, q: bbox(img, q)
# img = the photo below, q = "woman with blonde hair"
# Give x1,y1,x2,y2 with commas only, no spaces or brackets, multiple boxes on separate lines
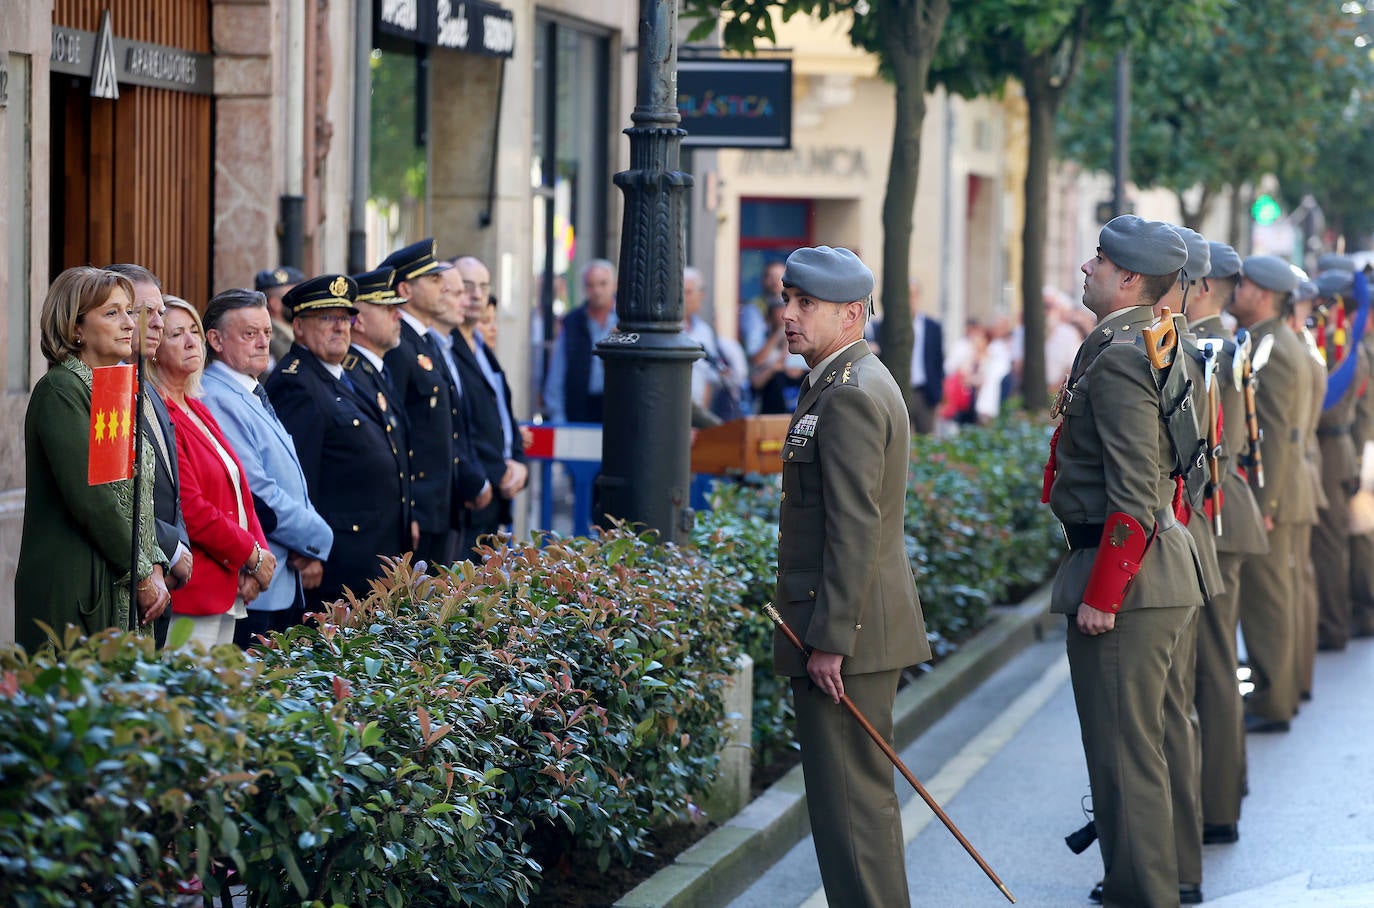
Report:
14,266,169,650
148,296,275,648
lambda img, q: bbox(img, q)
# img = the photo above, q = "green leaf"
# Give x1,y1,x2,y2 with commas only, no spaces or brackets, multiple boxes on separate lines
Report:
167,616,194,650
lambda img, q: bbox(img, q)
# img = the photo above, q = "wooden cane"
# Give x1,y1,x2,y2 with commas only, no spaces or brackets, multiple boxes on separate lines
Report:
764,603,1016,903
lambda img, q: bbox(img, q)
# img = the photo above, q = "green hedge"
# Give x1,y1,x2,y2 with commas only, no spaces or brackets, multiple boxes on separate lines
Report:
691,412,1061,767
0,529,744,907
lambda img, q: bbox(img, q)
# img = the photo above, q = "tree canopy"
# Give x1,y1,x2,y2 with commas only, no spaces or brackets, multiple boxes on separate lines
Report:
1057,0,1370,234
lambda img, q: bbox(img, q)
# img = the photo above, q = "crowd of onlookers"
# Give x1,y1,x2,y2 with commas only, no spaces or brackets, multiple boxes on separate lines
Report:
14,241,527,654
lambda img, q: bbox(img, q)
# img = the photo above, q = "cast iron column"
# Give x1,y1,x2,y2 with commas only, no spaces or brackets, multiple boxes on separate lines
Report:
596,0,701,542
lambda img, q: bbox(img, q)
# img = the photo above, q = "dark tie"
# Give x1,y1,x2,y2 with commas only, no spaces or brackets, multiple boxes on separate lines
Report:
339,370,357,394
253,382,277,419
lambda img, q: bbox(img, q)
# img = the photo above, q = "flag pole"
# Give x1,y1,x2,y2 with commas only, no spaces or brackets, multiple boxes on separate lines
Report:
128,311,147,628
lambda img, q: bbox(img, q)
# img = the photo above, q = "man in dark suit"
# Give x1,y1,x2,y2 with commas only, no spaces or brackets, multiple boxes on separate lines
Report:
266,275,410,608
451,255,528,560
344,266,418,555
106,263,192,647
774,246,930,906
906,279,945,435
378,239,490,567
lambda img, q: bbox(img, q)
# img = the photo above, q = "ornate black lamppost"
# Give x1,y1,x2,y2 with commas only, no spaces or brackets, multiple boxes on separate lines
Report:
596,0,702,542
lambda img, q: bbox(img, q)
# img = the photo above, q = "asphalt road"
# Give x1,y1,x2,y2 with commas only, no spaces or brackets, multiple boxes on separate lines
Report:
727,627,1374,907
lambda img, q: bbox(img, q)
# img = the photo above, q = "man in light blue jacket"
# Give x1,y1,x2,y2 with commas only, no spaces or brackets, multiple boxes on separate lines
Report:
200,287,334,647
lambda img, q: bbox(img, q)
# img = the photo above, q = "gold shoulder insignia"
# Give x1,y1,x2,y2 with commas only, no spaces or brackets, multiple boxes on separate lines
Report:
342,353,358,370
281,358,300,375
841,362,853,384
825,370,837,384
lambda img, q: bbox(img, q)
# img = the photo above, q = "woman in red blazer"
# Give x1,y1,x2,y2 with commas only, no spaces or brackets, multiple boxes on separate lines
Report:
149,297,275,648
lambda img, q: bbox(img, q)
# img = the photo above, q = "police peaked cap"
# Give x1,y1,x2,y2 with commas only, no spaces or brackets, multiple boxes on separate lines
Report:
254,266,305,292
282,274,359,319
378,238,453,286
351,267,402,305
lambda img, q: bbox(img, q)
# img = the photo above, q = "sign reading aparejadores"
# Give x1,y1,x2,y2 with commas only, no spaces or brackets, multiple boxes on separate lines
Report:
677,58,792,150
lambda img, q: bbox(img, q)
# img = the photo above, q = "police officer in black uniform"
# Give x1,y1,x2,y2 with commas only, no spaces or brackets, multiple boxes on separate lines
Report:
378,240,490,567
266,274,410,607
345,266,418,556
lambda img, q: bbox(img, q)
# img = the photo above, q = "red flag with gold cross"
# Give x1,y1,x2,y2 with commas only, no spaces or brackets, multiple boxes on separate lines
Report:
88,364,136,485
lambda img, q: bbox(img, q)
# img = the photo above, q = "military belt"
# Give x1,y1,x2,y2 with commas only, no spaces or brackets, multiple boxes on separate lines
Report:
1316,423,1354,438
1062,509,1175,551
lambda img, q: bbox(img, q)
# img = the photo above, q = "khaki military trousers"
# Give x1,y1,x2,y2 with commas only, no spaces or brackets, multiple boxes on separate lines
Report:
1352,529,1374,636
1314,491,1353,649
1164,608,1202,887
1197,553,1247,826
1239,522,1300,722
1067,605,1194,908
1293,524,1318,698
792,670,910,908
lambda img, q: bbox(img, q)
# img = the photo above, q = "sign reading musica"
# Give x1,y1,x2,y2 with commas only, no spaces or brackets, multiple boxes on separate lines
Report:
678,58,792,150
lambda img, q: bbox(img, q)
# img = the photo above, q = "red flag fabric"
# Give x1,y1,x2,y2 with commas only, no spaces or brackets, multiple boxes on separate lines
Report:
88,364,136,485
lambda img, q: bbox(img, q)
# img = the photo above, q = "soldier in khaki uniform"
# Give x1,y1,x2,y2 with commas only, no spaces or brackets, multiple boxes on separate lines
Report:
1311,266,1370,650
1188,242,1269,845
1230,255,1310,732
1046,216,1205,908
1287,281,1327,700
1351,271,1374,637
1141,225,1215,904
773,245,929,907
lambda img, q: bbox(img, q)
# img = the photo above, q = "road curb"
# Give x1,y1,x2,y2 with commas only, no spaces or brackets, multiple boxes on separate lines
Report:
615,586,1056,908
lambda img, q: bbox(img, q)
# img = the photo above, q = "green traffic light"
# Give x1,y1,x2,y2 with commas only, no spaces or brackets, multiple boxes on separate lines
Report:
1252,194,1282,226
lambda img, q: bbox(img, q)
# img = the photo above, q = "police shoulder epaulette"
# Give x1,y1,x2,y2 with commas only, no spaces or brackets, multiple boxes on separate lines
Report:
341,353,358,370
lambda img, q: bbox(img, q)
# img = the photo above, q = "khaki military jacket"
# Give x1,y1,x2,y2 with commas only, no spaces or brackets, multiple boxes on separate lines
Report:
1048,306,1205,615
1248,318,1313,524
1188,316,1268,556
773,340,931,676
1356,330,1374,448
1299,330,1328,517
1317,335,1368,490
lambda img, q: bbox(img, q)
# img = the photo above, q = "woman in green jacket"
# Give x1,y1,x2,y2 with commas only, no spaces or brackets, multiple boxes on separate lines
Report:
14,266,169,651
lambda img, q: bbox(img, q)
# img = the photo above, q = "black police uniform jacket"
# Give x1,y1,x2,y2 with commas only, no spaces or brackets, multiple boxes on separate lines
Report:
451,329,526,528
266,344,408,604
343,344,414,528
384,321,486,536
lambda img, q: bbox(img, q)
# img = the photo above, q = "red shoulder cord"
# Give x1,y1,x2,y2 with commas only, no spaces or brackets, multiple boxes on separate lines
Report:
1041,422,1062,504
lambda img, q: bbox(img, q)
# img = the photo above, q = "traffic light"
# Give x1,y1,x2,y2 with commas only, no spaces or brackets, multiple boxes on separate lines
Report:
1252,194,1282,226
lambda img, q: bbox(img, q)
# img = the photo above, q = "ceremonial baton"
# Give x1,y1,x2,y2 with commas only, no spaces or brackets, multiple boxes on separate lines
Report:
763,602,1016,903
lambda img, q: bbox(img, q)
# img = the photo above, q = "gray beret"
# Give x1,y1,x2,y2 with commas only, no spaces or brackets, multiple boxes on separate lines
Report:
1099,215,1187,276
1241,255,1298,294
1317,253,1356,273
1207,242,1242,280
782,245,874,303
1294,279,1318,303
1316,269,1354,299
1171,227,1210,283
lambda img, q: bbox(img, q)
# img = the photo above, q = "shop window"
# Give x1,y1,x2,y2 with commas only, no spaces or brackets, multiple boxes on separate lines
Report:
530,16,610,404
738,197,811,307
367,43,428,257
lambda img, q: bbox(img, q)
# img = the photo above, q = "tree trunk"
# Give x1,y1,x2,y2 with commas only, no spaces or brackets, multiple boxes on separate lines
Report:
1019,56,1058,413
876,0,951,417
